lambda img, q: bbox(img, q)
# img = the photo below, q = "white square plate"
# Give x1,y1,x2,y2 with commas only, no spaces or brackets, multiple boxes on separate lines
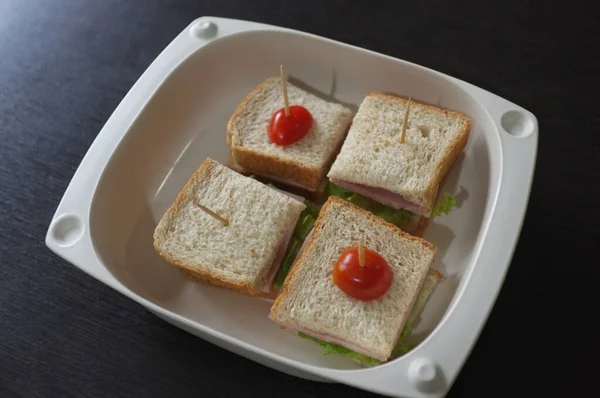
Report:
45,17,538,398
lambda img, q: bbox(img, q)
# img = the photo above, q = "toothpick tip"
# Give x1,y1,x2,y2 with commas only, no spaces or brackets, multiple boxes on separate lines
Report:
358,243,366,267
399,96,412,144
280,64,290,116
194,199,229,226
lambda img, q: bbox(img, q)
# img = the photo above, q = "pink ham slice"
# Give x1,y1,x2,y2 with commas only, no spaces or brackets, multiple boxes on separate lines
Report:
261,188,306,294
291,279,419,362
329,178,431,218
261,224,315,294
296,229,313,259
261,224,296,293
287,224,421,362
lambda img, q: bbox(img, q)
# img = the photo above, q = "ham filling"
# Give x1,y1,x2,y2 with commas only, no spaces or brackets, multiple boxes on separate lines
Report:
296,229,313,258
292,286,424,362
261,224,315,294
231,153,316,192
287,228,433,362
272,225,388,361
261,189,307,293
329,178,431,218
261,225,296,293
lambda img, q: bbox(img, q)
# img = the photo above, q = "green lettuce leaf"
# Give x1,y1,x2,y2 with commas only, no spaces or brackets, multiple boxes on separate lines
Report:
400,322,412,340
432,193,457,217
327,181,353,199
370,202,413,227
327,182,414,229
294,214,316,241
273,237,302,289
298,332,383,367
248,178,321,288
327,181,370,206
298,321,416,367
303,200,321,219
391,322,416,357
272,200,320,289
346,193,371,209
321,343,384,368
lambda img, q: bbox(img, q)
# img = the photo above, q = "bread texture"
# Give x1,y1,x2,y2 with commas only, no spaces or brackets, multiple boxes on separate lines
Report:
407,268,444,327
153,158,306,296
327,93,471,214
227,76,354,192
270,196,436,361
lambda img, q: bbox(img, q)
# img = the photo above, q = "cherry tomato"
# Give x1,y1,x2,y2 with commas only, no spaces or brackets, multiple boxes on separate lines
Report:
268,105,313,146
332,246,393,301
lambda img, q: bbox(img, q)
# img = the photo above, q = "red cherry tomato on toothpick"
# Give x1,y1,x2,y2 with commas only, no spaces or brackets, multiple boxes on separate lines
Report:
333,246,393,301
268,105,313,146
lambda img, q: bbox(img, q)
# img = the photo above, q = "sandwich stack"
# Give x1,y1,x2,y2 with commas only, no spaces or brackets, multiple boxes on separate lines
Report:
153,68,472,366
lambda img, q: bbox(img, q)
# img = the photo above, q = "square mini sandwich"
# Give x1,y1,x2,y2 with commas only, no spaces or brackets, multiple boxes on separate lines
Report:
153,157,311,297
227,75,354,195
327,93,472,235
269,196,441,365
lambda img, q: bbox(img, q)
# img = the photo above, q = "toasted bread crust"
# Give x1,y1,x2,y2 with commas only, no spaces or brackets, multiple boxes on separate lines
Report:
181,268,276,298
231,147,322,190
270,196,437,323
227,152,328,200
363,92,472,214
227,76,276,147
227,76,351,193
426,122,471,212
427,268,444,282
153,157,271,297
227,151,247,174
226,76,323,190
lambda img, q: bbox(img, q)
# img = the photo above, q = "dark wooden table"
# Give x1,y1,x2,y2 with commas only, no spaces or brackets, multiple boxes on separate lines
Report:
1,1,598,397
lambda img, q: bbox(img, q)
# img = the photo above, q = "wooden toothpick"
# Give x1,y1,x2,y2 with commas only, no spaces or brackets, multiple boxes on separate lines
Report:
399,97,412,144
193,198,229,226
280,65,290,116
358,241,366,268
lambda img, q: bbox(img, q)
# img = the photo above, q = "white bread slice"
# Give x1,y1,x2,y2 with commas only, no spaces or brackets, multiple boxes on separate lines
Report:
227,152,329,202
407,268,444,328
227,76,354,192
269,196,436,361
327,93,471,215
153,158,306,297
